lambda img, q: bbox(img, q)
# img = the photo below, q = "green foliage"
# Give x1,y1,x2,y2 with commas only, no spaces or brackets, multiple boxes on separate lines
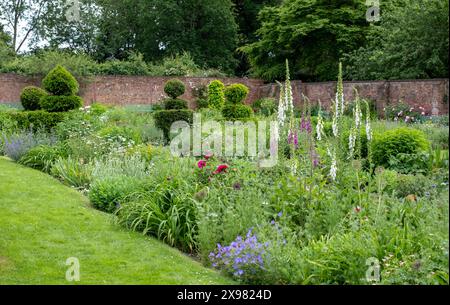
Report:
40,95,84,113
51,157,93,189
164,99,188,110
153,109,194,141
253,98,276,116
208,80,225,110
345,0,449,80
372,128,430,168
222,104,253,120
384,173,434,198
224,84,249,105
240,0,369,81
18,145,65,173
6,111,66,131
196,98,209,109
42,65,80,96
20,86,48,111
98,125,142,145
164,79,186,99
388,152,432,175
89,175,145,213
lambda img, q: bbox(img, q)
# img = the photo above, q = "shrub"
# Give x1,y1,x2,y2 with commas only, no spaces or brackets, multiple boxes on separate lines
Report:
388,152,432,175
6,111,66,131
208,80,225,110
98,125,142,145
224,84,249,105
222,104,253,120
253,98,276,116
51,157,93,189
1,129,56,161
153,109,194,141
20,86,48,111
91,154,150,180
372,128,430,168
42,65,79,96
89,175,145,213
40,95,83,112
196,98,209,109
18,144,65,173
384,173,434,198
164,98,188,110
164,79,186,99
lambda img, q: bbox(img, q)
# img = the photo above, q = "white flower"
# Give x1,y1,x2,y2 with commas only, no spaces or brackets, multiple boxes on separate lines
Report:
348,129,356,159
330,155,337,181
366,118,372,142
316,115,324,141
332,116,339,138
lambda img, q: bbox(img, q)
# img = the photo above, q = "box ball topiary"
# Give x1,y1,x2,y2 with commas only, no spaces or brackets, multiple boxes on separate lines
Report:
40,95,84,113
224,83,249,105
371,127,430,168
164,79,186,99
42,65,79,96
154,109,194,142
208,80,225,110
222,104,253,120
20,86,48,111
164,98,188,110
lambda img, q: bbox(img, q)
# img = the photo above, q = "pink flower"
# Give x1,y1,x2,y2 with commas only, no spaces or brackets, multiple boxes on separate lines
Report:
355,206,362,213
421,112,426,116
198,160,207,169
213,164,229,175
204,153,213,160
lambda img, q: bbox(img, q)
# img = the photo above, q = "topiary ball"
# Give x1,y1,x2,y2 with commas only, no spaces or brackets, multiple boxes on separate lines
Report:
164,79,186,99
42,65,79,96
224,83,250,105
20,86,48,111
40,95,84,112
222,104,253,120
164,98,188,110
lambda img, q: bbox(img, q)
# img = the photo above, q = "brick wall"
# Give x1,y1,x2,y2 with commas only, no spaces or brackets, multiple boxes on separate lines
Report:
0,73,448,115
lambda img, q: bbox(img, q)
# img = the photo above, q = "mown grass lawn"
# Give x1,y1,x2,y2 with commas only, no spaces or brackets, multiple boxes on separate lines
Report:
0,157,233,285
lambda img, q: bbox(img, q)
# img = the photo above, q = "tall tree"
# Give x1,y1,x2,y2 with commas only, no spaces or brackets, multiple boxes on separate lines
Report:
0,25,15,65
232,0,281,76
0,0,49,52
240,0,370,81
344,0,449,80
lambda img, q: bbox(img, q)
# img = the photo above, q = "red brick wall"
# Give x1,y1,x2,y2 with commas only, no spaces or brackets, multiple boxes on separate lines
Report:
0,73,448,115
262,79,449,115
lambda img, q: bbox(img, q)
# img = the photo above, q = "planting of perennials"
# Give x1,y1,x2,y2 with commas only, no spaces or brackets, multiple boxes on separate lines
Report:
1,61,448,285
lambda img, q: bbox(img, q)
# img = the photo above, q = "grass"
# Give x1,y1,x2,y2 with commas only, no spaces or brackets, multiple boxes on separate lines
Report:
0,157,233,285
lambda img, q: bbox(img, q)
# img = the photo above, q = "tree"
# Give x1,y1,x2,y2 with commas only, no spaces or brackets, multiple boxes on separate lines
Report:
232,0,281,75
240,0,370,81
0,25,15,66
344,0,449,80
0,0,49,52
95,0,239,73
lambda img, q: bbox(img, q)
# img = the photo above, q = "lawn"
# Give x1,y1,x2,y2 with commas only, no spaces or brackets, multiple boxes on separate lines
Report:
0,157,233,285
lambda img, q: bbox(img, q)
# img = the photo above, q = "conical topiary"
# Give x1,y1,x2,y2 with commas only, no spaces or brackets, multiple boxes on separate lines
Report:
42,65,79,96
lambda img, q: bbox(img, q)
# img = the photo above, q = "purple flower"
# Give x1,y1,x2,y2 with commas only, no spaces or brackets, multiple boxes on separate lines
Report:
277,212,283,218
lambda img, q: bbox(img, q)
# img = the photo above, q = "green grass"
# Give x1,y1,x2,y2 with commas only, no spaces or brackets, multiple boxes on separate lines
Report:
0,157,233,285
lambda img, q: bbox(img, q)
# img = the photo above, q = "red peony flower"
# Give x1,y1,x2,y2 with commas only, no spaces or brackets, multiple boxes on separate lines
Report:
355,206,362,213
204,153,214,160
213,164,229,175
198,160,207,169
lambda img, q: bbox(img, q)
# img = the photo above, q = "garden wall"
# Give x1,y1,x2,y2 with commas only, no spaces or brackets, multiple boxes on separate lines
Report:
0,73,448,115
